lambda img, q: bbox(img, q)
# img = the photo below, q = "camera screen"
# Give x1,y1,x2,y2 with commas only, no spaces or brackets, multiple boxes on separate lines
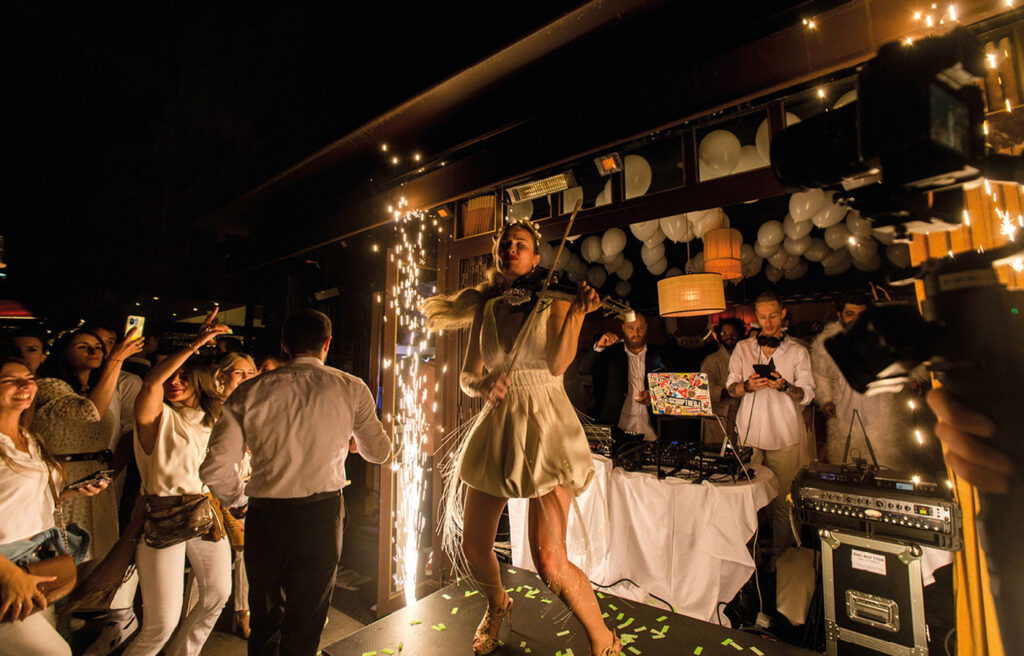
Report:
929,82,970,157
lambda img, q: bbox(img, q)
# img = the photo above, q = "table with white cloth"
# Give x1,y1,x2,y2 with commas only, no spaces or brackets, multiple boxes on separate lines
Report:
508,455,778,625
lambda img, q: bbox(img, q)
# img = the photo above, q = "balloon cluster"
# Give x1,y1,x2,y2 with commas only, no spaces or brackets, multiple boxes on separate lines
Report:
698,113,802,181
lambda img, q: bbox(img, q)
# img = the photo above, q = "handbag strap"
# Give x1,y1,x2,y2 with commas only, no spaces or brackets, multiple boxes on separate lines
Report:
45,463,70,554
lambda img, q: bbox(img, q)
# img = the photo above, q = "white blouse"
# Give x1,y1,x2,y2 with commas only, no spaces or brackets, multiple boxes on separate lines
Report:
135,404,212,496
0,430,58,544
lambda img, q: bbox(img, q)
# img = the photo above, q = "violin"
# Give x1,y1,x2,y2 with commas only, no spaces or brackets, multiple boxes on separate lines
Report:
502,267,636,322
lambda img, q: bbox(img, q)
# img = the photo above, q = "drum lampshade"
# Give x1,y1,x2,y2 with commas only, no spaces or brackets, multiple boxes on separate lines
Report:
657,273,726,317
703,228,743,281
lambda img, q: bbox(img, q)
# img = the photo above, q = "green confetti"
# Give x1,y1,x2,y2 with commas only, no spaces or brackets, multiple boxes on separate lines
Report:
524,650,531,654
655,615,667,622
441,593,451,600
361,652,376,656
608,604,618,611
409,619,422,625
507,568,517,574
556,629,570,637
602,612,609,618
628,647,641,655
525,590,538,598
731,641,744,650
541,598,552,604
451,607,458,615
398,643,403,651
597,592,605,599
616,617,634,630
566,649,575,656
750,649,764,656
661,625,669,635
721,638,733,646
650,632,665,640
506,587,514,593
520,641,527,648
694,648,703,655
382,650,394,655
634,626,647,632
465,590,479,597
616,612,624,620
516,586,523,593
431,623,447,631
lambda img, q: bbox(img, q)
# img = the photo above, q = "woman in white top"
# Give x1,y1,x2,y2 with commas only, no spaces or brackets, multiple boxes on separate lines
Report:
0,355,109,656
124,313,231,656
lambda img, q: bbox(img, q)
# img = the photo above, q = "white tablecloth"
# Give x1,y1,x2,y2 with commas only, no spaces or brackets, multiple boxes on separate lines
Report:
509,456,778,624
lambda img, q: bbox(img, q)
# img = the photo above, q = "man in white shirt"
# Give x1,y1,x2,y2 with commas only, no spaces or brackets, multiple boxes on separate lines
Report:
201,309,392,655
727,293,814,560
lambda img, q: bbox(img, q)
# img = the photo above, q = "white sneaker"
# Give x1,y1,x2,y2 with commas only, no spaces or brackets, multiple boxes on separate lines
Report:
83,611,139,656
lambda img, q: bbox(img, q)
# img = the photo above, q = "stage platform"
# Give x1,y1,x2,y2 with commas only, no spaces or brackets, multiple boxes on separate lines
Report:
323,567,818,656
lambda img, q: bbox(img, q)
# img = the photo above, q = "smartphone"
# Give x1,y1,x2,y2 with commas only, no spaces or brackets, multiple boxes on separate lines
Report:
752,363,775,378
63,469,115,492
125,315,145,341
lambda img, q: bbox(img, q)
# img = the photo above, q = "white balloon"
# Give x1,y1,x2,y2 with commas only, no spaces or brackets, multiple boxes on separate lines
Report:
757,220,785,247
740,243,756,266
755,112,801,165
555,248,570,271
846,211,873,238
538,242,555,268
567,268,582,283
821,248,851,269
768,249,790,268
581,235,604,262
754,240,780,258
824,223,852,250
604,252,624,274
699,130,742,177
873,228,897,246
699,160,720,182
824,259,852,275
586,265,607,288
765,265,784,282
641,242,665,266
664,267,684,278
732,145,766,174
595,180,612,207
785,259,808,279
848,236,878,263
685,252,704,274
562,186,583,212
811,201,848,228
644,227,667,248
853,253,882,272
833,89,857,109
568,254,584,275
616,259,634,281
744,256,764,278
804,238,830,262
614,281,632,297
660,214,690,242
784,235,812,256
789,189,826,222
782,253,801,271
783,212,813,239
886,244,912,268
507,199,533,221
629,219,660,242
624,155,653,199
601,228,627,257
599,250,617,264
647,257,668,276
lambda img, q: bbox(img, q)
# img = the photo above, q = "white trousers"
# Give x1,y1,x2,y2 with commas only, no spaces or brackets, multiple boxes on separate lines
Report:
0,607,71,656
123,536,231,656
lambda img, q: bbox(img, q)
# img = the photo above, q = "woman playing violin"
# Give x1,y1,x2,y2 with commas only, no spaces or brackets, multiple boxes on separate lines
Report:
422,219,620,656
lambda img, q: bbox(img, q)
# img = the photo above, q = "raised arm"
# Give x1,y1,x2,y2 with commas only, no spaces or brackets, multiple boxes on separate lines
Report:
135,309,229,455
545,282,600,376
87,329,144,418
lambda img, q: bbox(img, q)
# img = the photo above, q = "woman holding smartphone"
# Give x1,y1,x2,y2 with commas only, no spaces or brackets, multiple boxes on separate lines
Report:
0,355,108,655
124,311,231,656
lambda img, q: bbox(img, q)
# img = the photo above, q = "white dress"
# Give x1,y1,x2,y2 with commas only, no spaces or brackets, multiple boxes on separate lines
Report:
458,298,595,499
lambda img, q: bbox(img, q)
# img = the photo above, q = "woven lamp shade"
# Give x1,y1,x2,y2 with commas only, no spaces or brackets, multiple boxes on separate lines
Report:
657,273,725,317
703,228,743,281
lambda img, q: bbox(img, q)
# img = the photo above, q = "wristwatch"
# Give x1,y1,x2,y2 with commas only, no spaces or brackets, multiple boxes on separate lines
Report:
779,380,791,393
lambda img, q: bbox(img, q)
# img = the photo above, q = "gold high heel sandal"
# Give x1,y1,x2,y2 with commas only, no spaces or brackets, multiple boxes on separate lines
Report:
473,594,513,656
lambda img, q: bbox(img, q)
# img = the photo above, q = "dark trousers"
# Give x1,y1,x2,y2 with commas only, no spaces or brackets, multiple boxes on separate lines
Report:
245,491,342,656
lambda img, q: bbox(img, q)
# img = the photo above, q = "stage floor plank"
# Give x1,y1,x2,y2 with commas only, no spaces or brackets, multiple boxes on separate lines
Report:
324,567,818,656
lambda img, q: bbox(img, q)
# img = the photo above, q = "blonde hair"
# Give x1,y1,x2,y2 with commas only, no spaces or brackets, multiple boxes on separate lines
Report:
421,221,541,332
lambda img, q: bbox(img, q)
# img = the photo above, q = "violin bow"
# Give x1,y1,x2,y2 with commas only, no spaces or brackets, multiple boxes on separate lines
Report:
503,198,584,375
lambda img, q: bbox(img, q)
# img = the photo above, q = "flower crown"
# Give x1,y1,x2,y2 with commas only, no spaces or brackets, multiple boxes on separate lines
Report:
499,216,542,246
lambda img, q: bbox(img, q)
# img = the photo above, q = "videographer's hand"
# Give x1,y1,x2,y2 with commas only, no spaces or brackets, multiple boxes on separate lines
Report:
927,388,1014,494
472,371,511,405
595,332,620,349
821,402,837,418
746,373,771,392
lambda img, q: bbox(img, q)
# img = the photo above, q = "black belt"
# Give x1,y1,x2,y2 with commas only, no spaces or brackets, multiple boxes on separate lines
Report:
249,490,340,509
56,449,113,464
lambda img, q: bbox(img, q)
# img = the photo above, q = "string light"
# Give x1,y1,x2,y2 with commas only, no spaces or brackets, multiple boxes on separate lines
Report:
908,400,916,410
816,87,826,99
381,143,388,152
802,18,817,29
392,156,399,165
372,243,380,252
414,153,421,162
1007,99,1014,113
912,474,921,485
963,210,971,226
915,429,925,444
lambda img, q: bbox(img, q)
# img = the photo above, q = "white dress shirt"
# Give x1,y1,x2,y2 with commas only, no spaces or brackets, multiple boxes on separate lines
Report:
200,356,392,507
617,346,657,441
726,336,815,450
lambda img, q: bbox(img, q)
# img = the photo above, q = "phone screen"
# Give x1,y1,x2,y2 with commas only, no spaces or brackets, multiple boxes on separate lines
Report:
125,315,145,341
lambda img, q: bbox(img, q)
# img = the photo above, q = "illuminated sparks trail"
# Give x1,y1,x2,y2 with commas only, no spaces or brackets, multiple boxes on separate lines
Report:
389,197,432,605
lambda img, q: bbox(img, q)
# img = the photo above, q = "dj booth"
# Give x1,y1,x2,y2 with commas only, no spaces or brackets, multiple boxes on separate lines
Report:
507,454,777,624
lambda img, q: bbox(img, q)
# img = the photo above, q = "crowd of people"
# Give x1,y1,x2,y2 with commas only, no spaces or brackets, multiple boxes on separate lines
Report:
0,309,388,656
